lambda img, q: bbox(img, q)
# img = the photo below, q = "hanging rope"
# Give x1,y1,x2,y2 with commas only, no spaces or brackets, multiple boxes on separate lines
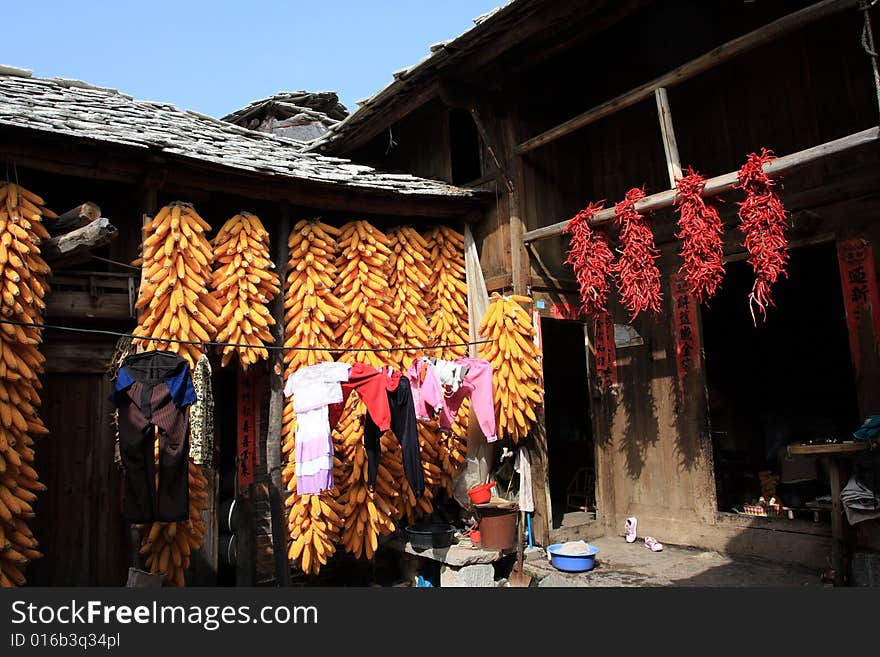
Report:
0,317,492,353
861,0,880,118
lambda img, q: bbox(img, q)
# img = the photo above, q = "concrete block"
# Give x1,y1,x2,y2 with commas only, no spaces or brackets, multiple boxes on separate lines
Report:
850,551,880,587
440,563,495,587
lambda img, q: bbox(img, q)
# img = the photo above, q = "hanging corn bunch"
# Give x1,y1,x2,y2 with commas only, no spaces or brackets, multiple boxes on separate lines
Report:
139,454,209,587
425,226,468,358
478,294,543,443
334,396,397,560
134,202,219,367
211,212,280,369
334,220,395,367
282,220,346,370
282,422,346,576
279,219,347,575
0,182,53,587
331,220,402,558
387,226,433,369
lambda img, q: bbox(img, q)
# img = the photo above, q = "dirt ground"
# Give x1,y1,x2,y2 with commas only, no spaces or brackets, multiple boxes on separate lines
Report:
521,536,824,587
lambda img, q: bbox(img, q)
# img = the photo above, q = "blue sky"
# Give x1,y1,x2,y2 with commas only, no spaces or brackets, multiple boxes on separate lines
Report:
0,1,502,118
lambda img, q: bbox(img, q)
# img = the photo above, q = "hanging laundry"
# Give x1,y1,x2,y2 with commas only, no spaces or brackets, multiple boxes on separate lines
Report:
364,375,424,499
407,357,443,421
328,362,392,431
437,357,497,443
431,358,467,394
515,447,535,513
283,361,352,495
188,354,214,468
110,350,197,523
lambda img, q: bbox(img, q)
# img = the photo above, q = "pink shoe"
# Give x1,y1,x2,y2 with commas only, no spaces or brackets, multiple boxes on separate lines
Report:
645,536,663,552
625,517,637,543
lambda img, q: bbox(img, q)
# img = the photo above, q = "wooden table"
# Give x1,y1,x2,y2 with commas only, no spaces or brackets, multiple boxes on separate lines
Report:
788,441,869,585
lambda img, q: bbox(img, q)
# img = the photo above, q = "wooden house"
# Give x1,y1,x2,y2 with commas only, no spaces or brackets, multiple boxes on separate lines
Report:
312,0,880,577
0,64,484,585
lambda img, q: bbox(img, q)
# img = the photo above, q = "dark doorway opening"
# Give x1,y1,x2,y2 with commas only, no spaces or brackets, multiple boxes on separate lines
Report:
448,108,482,185
540,318,596,528
701,242,860,515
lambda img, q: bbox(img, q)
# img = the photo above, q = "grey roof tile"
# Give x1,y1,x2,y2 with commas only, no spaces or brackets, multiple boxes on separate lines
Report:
0,73,476,199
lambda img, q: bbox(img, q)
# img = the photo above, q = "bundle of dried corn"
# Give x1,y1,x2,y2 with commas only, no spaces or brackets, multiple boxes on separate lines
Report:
0,182,54,587
478,294,543,443
282,220,345,371
334,220,395,367
211,212,280,368
133,202,219,367
279,219,346,575
387,226,433,369
334,396,397,560
425,226,468,358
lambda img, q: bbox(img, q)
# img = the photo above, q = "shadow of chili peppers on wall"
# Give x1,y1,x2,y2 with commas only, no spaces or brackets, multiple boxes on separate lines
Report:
616,316,661,480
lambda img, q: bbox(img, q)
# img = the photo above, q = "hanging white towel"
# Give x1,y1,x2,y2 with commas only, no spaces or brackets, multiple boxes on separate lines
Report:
515,447,535,513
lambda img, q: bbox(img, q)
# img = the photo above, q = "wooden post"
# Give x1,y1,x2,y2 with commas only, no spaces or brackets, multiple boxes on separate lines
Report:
266,203,291,586
654,88,682,187
502,115,529,295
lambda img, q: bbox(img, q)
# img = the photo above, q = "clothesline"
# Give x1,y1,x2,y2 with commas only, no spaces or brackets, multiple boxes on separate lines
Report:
0,318,493,353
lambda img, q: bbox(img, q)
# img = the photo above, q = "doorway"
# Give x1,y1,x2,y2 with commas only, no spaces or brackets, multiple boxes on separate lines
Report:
540,318,596,528
701,242,860,515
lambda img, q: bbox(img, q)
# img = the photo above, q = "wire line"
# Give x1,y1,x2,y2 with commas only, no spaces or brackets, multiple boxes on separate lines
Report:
0,318,492,353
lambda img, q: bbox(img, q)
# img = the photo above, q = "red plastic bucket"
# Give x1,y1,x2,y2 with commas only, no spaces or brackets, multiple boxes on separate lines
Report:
467,481,495,505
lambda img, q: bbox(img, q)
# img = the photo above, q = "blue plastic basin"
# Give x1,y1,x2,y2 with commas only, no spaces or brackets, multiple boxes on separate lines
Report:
547,543,599,572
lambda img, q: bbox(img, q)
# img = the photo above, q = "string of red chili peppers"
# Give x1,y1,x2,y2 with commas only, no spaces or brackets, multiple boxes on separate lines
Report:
614,187,663,320
674,167,726,304
735,148,790,325
563,200,615,315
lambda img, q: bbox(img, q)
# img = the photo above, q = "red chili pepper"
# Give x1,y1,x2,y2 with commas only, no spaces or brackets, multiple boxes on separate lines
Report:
674,167,725,303
564,201,614,316
614,187,662,321
735,148,789,324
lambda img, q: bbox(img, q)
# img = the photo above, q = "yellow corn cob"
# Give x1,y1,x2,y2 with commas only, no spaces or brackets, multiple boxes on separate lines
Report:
425,226,468,359
478,294,543,443
0,182,53,588
133,202,216,367
211,212,280,369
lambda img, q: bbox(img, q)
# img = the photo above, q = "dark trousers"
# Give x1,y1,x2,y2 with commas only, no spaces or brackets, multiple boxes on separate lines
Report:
117,380,190,522
364,377,424,498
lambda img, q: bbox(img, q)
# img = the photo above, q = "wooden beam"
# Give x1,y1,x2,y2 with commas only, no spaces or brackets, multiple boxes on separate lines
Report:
516,0,861,155
470,107,514,194
41,217,118,264
522,126,880,243
654,88,682,187
503,118,529,294
48,202,101,235
266,204,291,586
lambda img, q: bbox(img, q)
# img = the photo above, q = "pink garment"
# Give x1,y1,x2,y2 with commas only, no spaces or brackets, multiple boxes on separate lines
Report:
437,357,497,443
407,358,443,421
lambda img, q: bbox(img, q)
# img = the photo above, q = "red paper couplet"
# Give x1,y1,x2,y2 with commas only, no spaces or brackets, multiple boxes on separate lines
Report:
593,312,617,391
670,272,701,384
237,369,258,488
837,238,880,373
